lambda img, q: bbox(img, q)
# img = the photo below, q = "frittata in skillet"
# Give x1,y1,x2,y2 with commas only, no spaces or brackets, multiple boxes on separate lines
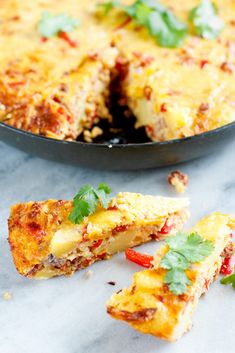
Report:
0,0,235,142
8,192,189,279
107,213,235,341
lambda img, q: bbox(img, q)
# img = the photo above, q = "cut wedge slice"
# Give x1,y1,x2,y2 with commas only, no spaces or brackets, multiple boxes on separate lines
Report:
107,213,235,341
8,192,189,279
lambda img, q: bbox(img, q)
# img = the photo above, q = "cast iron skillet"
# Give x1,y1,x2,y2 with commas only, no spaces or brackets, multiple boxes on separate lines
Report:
0,120,235,170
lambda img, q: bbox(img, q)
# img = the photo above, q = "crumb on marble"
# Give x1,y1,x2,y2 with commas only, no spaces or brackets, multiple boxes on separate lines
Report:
84,270,93,279
107,281,116,286
167,170,188,193
3,291,12,301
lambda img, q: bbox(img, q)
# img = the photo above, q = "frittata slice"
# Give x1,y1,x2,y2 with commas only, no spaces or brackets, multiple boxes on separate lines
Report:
8,192,189,279
107,213,235,341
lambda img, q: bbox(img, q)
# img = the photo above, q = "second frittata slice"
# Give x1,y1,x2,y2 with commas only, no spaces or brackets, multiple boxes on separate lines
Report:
107,213,235,341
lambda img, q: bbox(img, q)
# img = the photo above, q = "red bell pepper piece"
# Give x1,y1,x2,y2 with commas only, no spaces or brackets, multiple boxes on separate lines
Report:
58,31,77,47
220,256,234,275
159,219,174,235
125,248,153,268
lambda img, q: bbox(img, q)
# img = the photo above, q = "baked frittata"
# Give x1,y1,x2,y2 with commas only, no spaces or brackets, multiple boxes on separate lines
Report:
0,1,235,141
8,192,189,279
107,213,235,341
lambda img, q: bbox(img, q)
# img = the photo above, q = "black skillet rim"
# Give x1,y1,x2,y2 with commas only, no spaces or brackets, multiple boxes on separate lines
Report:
0,120,235,148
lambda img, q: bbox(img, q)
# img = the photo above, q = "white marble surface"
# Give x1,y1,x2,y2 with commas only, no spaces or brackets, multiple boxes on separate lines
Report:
0,140,235,353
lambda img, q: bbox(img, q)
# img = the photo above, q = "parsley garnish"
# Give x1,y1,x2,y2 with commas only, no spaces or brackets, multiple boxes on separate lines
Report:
220,267,235,289
38,12,80,38
160,232,214,295
189,0,224,40
69,184,111,224
98,0,188,48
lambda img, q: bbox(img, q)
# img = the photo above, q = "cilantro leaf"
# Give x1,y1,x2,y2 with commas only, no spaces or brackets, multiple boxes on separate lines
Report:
38,11,80,38
220,267,235,289
164,268,191,295
124,1,151,26
164,268,191,285
81,189,98,214
160,250,189,270
166,232,187,248
189,0,224,40
68,183,111,224
168,282,188,295
166,232,214,263
124,0,165,15
141,0,165,11
161,231,214,295
126,0,188,48
148,9,187,48
95,184,111,209
69,200,91,224
98,0,187,48
73,184,95,202
98,183,111,195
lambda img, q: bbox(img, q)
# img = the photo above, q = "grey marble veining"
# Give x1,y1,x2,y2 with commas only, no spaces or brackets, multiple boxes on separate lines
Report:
0,140,235,353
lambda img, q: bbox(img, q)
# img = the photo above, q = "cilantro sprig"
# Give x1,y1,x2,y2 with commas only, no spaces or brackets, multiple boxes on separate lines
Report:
38,12,80,38
189,0,224,40
69,184,111,224
160,232,214,295
220,267,235,289
98,0,188,48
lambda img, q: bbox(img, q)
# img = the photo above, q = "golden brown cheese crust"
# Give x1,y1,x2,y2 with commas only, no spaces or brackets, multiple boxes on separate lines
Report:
8,192,189,278
1,1,235,141
107,213,235,341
